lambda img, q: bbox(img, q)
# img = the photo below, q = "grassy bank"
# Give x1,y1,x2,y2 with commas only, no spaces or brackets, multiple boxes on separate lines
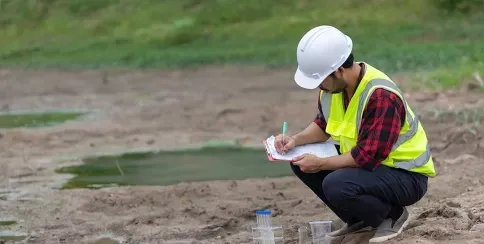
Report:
1,0,483,87
0,111,85,128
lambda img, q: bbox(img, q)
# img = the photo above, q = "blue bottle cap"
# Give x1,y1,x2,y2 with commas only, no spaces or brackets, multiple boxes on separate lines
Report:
256,209,271,215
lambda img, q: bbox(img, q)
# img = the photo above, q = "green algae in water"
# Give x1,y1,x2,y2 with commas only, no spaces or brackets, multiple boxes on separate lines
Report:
0,111,84,128
0,231,27,241
0,220,16,226
56,145,293,189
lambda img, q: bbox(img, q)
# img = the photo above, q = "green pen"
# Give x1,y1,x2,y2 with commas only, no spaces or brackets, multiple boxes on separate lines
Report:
282,121,288,153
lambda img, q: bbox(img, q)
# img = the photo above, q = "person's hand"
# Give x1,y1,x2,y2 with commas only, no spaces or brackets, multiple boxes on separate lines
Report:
274,134,295,154
291,153,323,173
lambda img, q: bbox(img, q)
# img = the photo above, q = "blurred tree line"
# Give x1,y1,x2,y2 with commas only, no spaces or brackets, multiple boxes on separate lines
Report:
432,0,483,13
0,0,482,16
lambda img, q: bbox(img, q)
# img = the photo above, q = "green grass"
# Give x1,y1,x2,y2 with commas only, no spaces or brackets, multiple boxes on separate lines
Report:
0,112,84,128
0,0,483,87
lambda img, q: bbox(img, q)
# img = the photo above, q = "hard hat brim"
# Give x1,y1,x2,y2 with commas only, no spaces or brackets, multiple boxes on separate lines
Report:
294,66,330,90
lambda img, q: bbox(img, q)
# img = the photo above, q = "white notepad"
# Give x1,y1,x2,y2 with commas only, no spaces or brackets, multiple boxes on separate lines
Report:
263,135,338,161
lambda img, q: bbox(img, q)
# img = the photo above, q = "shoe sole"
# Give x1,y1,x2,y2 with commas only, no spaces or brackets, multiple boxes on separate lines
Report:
368,214,411,243
327,222,365,237
328,226,374,237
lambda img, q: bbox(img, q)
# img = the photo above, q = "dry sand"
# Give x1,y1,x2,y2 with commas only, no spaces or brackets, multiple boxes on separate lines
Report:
0,66,483,244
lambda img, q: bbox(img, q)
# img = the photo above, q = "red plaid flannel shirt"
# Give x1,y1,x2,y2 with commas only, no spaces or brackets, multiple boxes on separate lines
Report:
314,78,405,171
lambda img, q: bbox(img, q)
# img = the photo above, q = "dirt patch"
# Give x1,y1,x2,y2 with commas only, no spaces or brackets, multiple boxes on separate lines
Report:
0,65,483,243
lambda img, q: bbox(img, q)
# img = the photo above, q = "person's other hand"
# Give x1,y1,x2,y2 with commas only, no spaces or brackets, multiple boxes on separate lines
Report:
291,153,322,173
274,134,295,154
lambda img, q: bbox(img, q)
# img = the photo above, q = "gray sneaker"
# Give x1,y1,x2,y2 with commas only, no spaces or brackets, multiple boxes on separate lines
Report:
327,221,370,237
369,207,410,243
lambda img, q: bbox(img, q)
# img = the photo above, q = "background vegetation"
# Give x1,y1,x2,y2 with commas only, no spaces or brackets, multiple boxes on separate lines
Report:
0,0,483,87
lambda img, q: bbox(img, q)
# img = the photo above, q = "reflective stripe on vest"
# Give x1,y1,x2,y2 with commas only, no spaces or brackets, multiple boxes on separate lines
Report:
320,78,431,170
321,91,331,123
356,79,418,150
320,92,339,145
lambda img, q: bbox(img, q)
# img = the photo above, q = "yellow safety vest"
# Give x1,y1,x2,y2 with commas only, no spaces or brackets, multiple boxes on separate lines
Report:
320,62,436,177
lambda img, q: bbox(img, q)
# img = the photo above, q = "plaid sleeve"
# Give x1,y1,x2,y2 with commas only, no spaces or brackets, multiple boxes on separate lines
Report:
350,88,406,171
313,90,327,131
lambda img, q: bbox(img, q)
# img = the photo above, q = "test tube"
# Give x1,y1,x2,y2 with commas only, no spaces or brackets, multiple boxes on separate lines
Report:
298,226,310,244
256,209,272,227
255,209,275,244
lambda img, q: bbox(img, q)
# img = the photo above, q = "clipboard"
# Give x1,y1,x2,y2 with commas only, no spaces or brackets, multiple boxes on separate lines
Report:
263,139,289,161
262,135,338,162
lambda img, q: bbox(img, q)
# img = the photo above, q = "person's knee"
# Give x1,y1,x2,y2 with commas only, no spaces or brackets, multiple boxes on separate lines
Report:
416,175,429,202
322,169,360,205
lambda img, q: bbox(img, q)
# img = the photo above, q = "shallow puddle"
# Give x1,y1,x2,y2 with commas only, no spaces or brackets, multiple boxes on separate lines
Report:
56,144,293,189
0,219,17,226
0,111,85,128
0,191,12,201
93,237,120,244
0,231,27,241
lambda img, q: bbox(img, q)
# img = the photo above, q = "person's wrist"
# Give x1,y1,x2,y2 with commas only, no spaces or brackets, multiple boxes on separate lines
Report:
316,157,326,171
292,134,301,146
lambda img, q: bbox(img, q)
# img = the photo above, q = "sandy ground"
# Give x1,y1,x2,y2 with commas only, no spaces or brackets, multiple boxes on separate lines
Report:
0,65,483,244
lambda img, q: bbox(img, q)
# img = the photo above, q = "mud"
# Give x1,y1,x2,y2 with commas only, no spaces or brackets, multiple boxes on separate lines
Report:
0,65,483,243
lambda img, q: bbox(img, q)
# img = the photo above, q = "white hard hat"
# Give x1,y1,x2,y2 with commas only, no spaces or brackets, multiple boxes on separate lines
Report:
294,25,353,89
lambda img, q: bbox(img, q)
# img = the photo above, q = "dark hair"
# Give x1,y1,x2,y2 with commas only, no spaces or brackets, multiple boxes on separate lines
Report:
329,53,354,77
341,53,354,68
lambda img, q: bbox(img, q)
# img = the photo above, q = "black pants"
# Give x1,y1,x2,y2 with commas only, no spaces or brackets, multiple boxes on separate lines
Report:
290,152,428,227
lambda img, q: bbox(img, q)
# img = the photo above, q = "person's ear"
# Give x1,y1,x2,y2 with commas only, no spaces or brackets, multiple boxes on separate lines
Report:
334,67,344,79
